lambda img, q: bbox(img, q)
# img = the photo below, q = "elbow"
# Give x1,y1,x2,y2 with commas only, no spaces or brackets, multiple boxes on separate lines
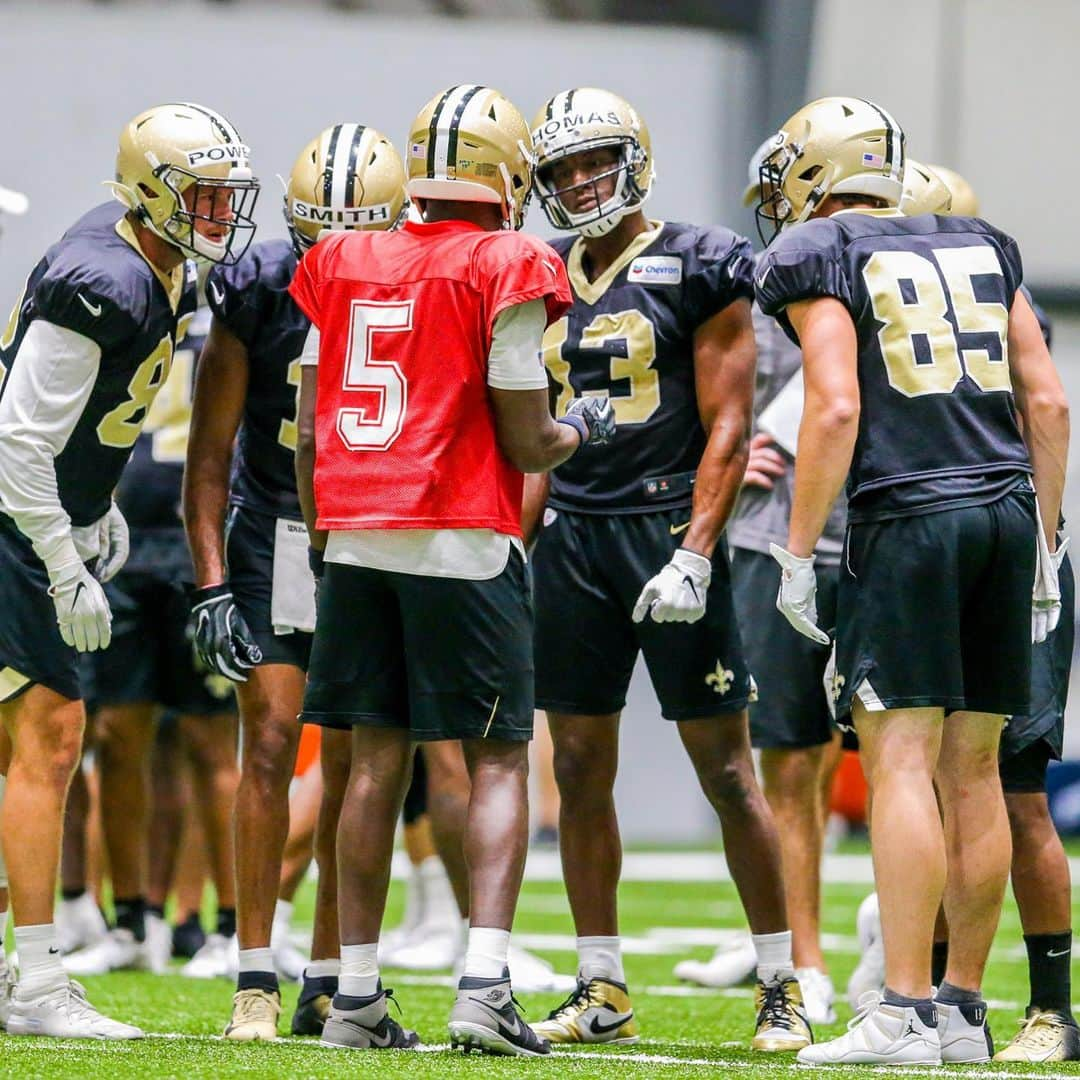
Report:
822,397,860,433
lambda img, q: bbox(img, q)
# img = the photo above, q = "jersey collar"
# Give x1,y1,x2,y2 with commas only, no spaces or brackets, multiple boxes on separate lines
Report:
403,219,486,236
114,215,186,314
566,220,665,305
831,207,905,219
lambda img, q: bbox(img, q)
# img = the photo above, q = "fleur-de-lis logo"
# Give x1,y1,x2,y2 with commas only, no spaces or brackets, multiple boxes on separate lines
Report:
831,671,846,702
705,661,733,694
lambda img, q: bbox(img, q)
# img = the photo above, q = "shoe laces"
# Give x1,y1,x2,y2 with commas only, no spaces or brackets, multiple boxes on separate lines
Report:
546,979,591,1021
1013,1009,1070,1050
757,980,799,1030
847,991,883,1031
233,988,279,1022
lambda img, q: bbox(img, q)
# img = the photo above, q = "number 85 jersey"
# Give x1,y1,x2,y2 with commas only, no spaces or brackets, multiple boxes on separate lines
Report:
544,221,754,513
756,210,1032,523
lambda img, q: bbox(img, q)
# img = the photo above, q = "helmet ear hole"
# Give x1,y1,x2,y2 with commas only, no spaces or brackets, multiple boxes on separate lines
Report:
798,165,822,183
137,183,159,200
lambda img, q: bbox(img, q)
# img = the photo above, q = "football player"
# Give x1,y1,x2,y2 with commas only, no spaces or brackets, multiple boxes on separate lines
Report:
183,124,399,1040
757,97,1068,1065
904,165,1078,1063
525,88,808,1052
65,291,240,980
0,102,257,1038
290,84,612,1057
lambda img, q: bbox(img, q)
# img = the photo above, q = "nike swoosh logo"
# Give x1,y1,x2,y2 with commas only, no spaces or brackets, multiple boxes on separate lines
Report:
589,1011,633,1036
367,1025,395,1048
209,280,226,307
1047,948,1071,957
682,576,700,602
474,1000,521,1036
48,947,60,955
669,521,691,536
77,293,102,317
756,266,772,290
71,580,87,612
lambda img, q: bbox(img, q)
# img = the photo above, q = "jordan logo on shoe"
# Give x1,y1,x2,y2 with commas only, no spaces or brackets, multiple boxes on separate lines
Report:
904,1020,917,1038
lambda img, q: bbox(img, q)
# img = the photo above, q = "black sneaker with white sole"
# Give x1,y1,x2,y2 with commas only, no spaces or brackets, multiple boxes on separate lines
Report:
320,985,420,1050
449,971,551,1057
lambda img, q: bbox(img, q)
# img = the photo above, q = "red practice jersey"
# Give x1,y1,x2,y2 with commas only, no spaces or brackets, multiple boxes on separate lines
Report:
289,219,571,535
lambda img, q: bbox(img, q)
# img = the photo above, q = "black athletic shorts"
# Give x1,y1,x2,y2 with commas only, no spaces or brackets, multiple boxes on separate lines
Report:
225,503,313,671
999,549,1074,789
301,548,534,742
0,515,82,702
732,547,838,749
533,506,753,720
835,489,1036,722
92,570,235,715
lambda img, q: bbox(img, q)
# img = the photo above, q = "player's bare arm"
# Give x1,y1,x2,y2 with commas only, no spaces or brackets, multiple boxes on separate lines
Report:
784,297,860,558
681,297,756,558
1008,289,1069,547
183,317,249,588
489,386,586,473
294,365,325,552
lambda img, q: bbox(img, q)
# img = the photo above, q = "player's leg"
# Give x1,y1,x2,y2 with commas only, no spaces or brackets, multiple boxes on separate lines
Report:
530,712,560,845
301,560,418,1051
291,726,349,1037
56,745,107,955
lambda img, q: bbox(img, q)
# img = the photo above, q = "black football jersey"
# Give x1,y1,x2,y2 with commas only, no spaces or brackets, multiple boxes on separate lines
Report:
544,221,754,512
756,211,1031,523
0,201,197,527
207,239,309,519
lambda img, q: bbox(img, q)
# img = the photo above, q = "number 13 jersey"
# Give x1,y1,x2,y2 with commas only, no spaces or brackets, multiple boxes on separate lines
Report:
755,209,1031,524
544,221,754,513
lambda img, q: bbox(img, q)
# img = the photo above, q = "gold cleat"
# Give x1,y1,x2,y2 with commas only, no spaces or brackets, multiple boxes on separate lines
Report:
224,987,281,1042
752,977,813,1051
531,977,639,1045
993,1008,1080,1062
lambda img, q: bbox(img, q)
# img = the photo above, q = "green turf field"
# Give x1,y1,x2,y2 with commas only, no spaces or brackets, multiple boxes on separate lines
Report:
2,862,1078,1078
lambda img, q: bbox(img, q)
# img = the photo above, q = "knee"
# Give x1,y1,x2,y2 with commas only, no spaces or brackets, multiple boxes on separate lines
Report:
243,722,298,791
553,742,614,804
17,722,84,790
760,748,822,802
700,758,759,816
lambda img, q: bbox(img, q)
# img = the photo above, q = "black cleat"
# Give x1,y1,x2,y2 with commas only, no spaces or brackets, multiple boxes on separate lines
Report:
291,974,338,1036
171,914,206,960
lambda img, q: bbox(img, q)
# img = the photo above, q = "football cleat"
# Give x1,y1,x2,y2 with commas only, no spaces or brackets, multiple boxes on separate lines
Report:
291,974,338,1037
64,927,155,976
321,986,420,1050
55,893,108,955
752,977,813,1051
530,976,638,1045
993,1007,1080,1062
797,993,939,1065
936,998,992,1063
795,966,837,1026
382,920,462,971
180,933,238,979
673,934,757,988
224,987,281,1041
6,979,144,1040
846,891,886,1008
449,973,550,1057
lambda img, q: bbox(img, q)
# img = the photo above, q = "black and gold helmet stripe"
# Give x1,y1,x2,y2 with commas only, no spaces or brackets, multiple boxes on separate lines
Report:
426,84,485,179
321,124,369,209
857,97,904,182
176,101,240,146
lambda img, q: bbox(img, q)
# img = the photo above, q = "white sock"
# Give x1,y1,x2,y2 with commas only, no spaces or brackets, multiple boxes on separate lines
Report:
463,926,510,979
238,947,275,975
339,942,380,997
419,855,459,927
305,958,340,980
753,930,795,985
577,935,625,984
13,923,65,999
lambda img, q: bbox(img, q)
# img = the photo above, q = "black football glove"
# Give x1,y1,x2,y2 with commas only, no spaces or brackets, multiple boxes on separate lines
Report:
560,396,616,448
189,583,263,682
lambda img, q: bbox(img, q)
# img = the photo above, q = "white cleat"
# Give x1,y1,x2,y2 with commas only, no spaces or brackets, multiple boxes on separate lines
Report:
936,999,992,1063
65,928,151,976
673,934,757,988
180,933,238,979
846,891,885,1008
55,893,108,956
143,913,173,975
797,992,941,1066
6,980,144,1039
382,921,462,971
795,966,837,1026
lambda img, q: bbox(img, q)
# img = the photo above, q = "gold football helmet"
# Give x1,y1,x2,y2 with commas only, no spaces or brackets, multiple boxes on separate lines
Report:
756,96,905,244
927,164,980,216
110,103,259,264
406,85,533,230
532,88,654,237
284,124,406,256
900,159,952,216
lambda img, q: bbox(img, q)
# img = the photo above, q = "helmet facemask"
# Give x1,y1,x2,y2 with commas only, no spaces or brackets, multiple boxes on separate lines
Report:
754,138,833,247
535,136,649,238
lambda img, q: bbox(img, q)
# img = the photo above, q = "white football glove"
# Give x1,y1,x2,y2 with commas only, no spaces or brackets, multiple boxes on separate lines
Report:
1033,510,1068,644
770,542,830,645
47,560,112,652
632,549,712,624
69,502,129,583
